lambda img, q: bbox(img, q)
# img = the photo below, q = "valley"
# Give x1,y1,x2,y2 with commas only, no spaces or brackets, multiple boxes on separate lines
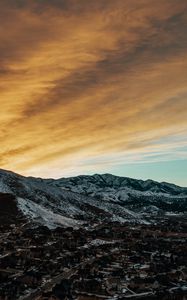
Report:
0,215,186,300
0,169,186,299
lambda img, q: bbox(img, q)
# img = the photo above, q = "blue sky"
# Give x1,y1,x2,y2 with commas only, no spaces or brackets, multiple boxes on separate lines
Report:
109,160,187,187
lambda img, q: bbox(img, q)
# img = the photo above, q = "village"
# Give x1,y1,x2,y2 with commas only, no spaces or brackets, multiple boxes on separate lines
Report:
0,216,187,300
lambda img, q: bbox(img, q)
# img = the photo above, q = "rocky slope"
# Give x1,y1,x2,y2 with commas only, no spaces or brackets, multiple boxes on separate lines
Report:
51,174,187,214
0,169,186,228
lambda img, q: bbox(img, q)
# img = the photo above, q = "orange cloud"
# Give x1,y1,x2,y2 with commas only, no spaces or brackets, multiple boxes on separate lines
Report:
0,0,187,177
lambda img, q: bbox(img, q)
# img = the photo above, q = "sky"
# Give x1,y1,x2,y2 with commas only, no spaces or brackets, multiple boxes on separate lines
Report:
0,0,187,185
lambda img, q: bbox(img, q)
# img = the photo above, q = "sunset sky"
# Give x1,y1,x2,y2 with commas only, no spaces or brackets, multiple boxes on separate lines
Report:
0,0,187,185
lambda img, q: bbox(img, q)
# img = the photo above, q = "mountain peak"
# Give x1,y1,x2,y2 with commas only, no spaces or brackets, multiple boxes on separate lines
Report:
0,168,186,229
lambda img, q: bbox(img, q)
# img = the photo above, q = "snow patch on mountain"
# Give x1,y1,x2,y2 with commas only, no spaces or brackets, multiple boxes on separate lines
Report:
17,198,81,229
0,169,186,228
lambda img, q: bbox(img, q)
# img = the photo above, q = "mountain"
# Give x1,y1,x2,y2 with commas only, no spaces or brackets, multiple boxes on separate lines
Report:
51,173,187,213
0,169,186,228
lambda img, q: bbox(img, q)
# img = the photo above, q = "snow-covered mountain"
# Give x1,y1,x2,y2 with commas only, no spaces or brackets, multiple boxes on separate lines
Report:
51,173,187,196
51,173,187,214
0,169,186,228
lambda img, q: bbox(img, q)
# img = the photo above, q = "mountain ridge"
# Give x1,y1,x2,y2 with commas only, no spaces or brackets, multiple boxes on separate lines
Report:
0,168,186,229
1,168,186,189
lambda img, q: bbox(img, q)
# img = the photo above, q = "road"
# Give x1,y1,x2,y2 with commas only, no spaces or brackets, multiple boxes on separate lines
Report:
18,248,118,300
19,255,102,300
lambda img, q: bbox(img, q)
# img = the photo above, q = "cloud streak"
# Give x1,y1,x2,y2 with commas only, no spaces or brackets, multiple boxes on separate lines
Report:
0,0,187,179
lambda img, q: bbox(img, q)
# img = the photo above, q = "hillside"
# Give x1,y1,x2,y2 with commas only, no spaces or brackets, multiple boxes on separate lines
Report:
0,169,186,228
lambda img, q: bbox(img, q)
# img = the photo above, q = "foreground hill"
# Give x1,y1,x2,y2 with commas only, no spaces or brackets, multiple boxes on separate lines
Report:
0,169,186,228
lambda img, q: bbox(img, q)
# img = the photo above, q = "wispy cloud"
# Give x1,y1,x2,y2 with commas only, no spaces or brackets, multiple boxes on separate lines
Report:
0,0,187,178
